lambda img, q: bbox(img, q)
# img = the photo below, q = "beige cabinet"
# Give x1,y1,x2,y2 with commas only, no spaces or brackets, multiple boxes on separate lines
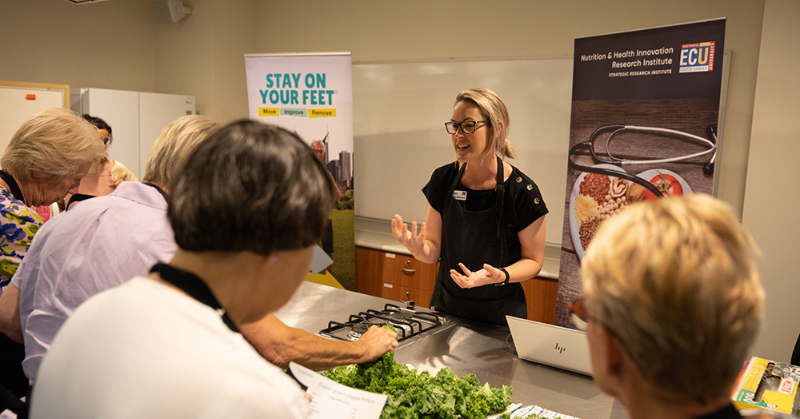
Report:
356,246,558,323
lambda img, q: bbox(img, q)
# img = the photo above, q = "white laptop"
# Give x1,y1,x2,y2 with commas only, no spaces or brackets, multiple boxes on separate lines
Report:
506,315,593,377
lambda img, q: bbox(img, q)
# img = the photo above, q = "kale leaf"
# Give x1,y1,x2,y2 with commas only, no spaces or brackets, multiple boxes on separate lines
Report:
321,333,513,419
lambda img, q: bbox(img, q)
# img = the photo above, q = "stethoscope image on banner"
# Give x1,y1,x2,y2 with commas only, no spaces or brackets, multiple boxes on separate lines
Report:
568,124,717,198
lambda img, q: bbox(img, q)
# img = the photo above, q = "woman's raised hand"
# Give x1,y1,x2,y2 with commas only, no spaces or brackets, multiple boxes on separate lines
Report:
391,214,426,256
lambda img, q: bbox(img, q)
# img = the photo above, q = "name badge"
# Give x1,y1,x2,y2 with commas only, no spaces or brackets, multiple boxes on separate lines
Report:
453,190,467,201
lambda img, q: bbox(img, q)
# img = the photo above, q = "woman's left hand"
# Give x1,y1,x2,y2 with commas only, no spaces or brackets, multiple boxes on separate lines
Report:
450,263,505,289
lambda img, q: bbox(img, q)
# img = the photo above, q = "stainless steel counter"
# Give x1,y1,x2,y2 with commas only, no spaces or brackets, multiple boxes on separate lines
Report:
275,281,631,419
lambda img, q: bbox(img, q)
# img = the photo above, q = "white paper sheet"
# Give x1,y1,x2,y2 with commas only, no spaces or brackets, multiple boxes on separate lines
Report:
288,362,387,419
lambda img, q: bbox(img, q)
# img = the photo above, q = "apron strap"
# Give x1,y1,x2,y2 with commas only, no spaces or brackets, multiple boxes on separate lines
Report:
149,263,239,333
0,170,25,204
447,161,467,195
494,156,506,244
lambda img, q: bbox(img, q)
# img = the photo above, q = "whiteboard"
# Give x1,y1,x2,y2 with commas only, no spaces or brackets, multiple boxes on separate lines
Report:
0,82,68,158
352,58,573,245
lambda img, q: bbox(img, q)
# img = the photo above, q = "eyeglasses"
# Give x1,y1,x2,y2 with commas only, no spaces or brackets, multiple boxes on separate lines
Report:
568,298,590,331
445,120,488,134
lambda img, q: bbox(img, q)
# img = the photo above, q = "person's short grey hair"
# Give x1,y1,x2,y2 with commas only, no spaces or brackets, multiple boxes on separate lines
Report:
1,108,106,182
168,120,335,255
581,194,764,403
142,115,219,187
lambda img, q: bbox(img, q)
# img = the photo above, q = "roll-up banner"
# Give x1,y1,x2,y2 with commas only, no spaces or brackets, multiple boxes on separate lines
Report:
556,20,726,328
245,53,355,291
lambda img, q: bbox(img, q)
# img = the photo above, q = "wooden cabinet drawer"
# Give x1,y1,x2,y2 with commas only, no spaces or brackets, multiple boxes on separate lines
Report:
355,247,384,296
356,247,438,308
396,286,433,309
381,253,437,291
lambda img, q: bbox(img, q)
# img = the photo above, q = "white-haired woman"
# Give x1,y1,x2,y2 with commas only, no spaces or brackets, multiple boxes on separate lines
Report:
0,107,105,398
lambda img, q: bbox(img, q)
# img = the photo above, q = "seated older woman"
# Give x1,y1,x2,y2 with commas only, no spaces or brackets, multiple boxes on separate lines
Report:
580,194,769,419
31,121,341,418
0,108,104,398
0,108,105,287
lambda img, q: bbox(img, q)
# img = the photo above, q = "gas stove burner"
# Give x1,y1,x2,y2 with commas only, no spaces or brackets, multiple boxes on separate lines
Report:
353,322,371,333
385,310,414,321
319,302,456,345
347,322,371,340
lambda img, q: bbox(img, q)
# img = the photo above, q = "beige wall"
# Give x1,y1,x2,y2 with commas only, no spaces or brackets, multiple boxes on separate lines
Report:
253,0,765,218
154,0,256,121
0,0,158,93
742,0,800,362
0,0,254,122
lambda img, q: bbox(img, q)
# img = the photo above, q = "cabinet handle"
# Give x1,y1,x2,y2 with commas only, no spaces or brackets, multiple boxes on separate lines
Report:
401,260,415,275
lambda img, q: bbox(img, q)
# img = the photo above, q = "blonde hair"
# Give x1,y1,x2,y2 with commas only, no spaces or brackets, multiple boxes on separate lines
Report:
454,88,516,161
142,115,219,187
581,194,764,402
1,108,106,182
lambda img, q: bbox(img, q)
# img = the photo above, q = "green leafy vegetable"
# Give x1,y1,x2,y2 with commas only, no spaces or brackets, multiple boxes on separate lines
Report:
322,348,513,419
382,324,398,336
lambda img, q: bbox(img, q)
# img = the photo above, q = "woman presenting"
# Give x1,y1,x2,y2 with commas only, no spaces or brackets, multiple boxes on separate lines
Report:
391,88,547,324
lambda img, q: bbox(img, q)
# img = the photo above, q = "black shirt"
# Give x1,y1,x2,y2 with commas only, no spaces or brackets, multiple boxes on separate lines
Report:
422,161,548,259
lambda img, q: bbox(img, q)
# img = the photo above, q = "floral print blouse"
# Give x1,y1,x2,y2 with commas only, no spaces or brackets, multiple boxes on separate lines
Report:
0,185,43,286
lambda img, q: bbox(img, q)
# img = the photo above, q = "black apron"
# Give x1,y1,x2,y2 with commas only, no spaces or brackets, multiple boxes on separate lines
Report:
429,157,527,324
